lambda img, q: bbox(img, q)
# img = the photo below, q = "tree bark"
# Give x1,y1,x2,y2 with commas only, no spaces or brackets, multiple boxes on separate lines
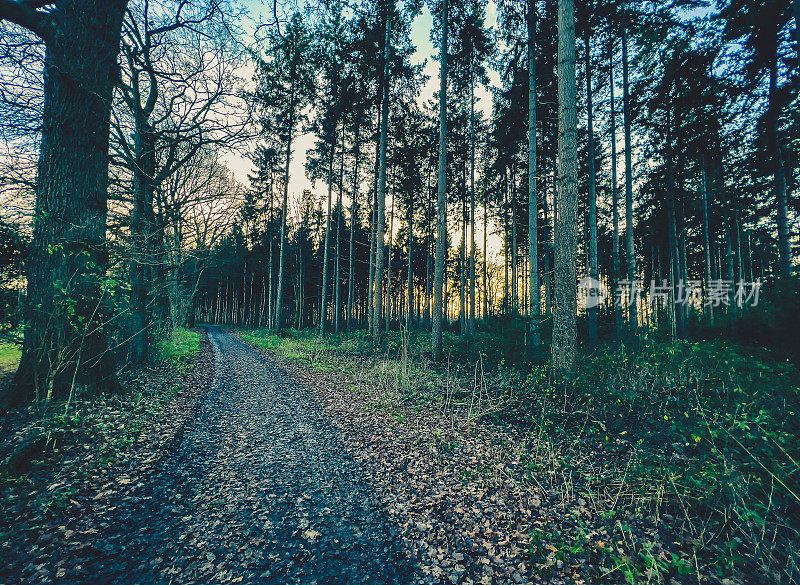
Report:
528,0,540,347
551,0,578,374
347,122,360,331
621,25,637,331
585,26,598,343
609,43,622,339
274,85,296,332
373,2,392,343
432,0,448,361
768,53,791,278
320,143,334,334
7,1,128,407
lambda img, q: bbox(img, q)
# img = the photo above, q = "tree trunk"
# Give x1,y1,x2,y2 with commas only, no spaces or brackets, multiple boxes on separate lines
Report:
621,25,637,331
348,122,360,331
320,143,334,334
274,88,296,332
585,27,598,343
335,133,344,333
129,120,156,362
407,192,413,331
609,43,621,339
551,0,578,374
367,107,380,332
432,0,448,361
373,2,392,343
468,59,476,335
511,165,518,312
528,0,540,347
768,54,791,278
7,1,128,407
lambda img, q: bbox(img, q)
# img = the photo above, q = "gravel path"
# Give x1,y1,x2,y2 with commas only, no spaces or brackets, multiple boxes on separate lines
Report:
83,327,409,584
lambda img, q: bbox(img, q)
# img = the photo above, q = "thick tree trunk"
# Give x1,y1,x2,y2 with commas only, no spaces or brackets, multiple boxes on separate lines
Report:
373,3,392,343
432,0,448,361
622,26,637,331
528,0,540,347
666,114,681,340
7,1,128,407
129,121,157,362
551,0,578,374
483,202,488,318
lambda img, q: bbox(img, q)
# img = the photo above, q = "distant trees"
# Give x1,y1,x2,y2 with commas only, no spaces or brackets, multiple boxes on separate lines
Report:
252,13,315,331
0,0,798,408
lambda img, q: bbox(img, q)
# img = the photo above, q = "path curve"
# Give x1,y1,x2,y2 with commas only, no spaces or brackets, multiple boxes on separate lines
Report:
82,327,409,584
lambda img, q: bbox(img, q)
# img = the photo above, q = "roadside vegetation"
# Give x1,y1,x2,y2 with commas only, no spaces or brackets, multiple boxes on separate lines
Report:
239,322,800,584
0,328,203,563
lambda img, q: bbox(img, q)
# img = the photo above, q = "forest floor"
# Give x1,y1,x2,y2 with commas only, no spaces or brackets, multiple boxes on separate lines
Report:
0,328,410,584
237,325,799,585
1,326,796,585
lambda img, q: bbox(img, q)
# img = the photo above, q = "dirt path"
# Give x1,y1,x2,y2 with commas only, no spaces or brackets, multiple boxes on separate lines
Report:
76,327,409,584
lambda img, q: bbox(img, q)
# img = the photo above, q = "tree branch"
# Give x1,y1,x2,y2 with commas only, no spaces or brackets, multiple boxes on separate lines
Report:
0,0,53,41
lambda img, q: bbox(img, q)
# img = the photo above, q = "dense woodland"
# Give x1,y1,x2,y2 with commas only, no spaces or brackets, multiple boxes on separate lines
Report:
0,0,799,581
0,0,797,397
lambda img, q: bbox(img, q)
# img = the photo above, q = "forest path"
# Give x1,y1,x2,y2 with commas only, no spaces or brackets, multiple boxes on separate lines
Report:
81,327,409,585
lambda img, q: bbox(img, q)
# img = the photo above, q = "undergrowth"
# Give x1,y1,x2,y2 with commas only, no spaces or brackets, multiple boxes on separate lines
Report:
238,323,800,584
0,327,201,512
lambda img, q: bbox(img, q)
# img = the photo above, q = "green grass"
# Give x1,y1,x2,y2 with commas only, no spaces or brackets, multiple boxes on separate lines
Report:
150,327,201,365
0,342,21,372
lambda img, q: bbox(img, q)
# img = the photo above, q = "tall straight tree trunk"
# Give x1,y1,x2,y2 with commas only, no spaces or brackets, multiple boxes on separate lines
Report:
585,27,598,343
528,0,540,347
407,193,413,331
7,0,128,406
367,108,380,332
483,202,488,318
373,2,392,343
386,192,395,329
666,112,681,340
468,60,476,335
699,162,713,324
432,0,448,361
320,144,334,334
348,122,360,331
621,25,637,331
335,134,344,333
768,54,791,278
511,166,518,312
609,43,622,339
267,189,275,327
552,0,578,374
274,84,296,332
460,196,466,331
